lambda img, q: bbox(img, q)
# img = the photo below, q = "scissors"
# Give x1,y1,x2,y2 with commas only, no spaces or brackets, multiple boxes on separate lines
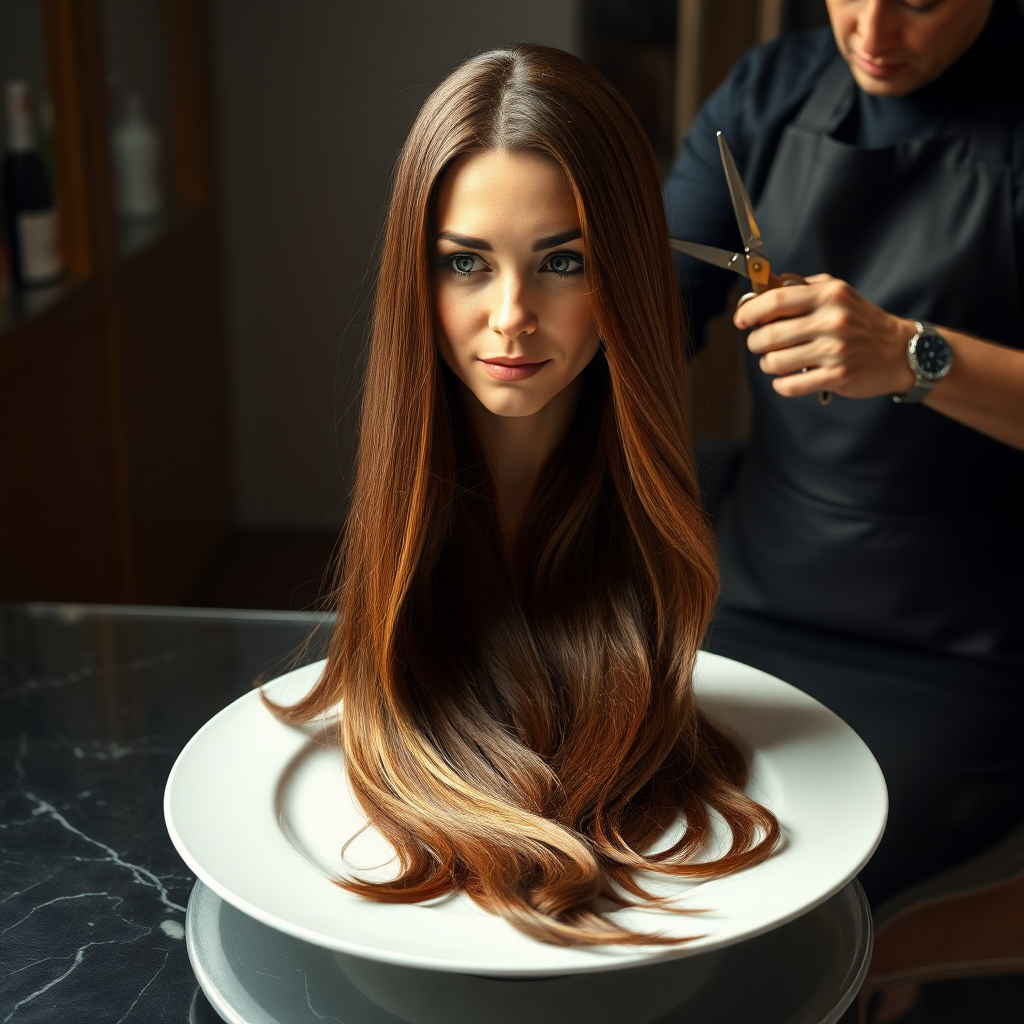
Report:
670,132,831,406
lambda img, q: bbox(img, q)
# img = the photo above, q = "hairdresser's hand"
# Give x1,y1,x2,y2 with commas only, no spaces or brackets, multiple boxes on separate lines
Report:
733,274,917,399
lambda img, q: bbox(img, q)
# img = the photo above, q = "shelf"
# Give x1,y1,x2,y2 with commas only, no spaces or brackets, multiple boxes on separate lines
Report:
116,208,180,259
0,205,211,365
0,277,102,375
0,280,72,338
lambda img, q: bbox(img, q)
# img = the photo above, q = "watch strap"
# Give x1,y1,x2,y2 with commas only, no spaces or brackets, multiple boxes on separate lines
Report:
892,379,933,404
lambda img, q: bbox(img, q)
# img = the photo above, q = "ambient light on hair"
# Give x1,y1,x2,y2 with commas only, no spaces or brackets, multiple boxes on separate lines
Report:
267,44,779,947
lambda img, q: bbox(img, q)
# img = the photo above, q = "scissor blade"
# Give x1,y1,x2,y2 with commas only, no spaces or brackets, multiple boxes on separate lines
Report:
717,131,766,257
669,238,748,278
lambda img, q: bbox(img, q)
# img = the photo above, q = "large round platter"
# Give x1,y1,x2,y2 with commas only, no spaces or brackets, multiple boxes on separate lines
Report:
165,652,886,976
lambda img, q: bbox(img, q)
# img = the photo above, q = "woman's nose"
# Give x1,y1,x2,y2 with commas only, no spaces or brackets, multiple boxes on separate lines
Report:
489,272,538,342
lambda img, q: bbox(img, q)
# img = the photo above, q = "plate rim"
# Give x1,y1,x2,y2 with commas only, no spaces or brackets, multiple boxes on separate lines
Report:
165,651,887,976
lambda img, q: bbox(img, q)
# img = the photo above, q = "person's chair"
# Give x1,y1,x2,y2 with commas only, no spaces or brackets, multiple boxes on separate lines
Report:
857,822,1024,1023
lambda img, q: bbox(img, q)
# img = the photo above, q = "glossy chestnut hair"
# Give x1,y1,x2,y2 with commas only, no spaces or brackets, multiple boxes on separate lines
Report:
269,43,779,945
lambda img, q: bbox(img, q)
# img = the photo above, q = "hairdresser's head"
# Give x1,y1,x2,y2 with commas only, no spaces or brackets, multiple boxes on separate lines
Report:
375,43,684,432
826,0,993,97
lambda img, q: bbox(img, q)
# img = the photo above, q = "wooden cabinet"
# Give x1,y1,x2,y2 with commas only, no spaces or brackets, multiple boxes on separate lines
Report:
0,0,228,603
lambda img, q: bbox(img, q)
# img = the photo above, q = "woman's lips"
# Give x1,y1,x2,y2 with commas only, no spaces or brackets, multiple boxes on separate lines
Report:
480,357,549,381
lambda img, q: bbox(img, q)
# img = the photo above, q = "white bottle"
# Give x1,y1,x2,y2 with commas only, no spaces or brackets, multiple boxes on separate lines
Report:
113,94,163,220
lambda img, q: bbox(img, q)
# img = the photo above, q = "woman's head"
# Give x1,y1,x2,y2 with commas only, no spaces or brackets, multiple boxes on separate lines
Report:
270,45,777,947
378,43,689,438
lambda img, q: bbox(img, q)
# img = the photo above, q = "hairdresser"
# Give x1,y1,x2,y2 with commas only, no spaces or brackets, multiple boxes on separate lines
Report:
665,0,1024,905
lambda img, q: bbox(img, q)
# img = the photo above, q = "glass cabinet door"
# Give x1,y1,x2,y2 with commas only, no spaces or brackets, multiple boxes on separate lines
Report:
0,0,63,331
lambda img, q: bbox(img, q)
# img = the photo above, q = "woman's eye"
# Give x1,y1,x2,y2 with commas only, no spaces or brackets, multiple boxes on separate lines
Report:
543,251,584,277
452,254,482,274
436,252,487,277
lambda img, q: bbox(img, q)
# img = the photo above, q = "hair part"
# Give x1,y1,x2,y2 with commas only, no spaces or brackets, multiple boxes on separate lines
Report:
267,43,779,946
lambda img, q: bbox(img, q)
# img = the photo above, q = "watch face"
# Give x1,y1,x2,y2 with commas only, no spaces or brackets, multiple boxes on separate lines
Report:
912,329,953,381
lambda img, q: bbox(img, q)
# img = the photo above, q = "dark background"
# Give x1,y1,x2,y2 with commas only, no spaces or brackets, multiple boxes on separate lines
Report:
0,0,835,613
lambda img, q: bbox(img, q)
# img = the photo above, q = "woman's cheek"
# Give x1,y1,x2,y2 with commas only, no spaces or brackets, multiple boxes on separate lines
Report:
435,289,479,367
551,294,600,368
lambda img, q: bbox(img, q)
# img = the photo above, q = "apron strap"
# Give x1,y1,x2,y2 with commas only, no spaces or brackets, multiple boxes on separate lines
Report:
792,56,855,136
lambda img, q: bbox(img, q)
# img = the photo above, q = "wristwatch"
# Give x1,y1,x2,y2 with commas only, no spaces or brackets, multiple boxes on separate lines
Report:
892,321,953,404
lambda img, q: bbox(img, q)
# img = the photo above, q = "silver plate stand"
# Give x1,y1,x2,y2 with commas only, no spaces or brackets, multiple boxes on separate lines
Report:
186,880,871,1024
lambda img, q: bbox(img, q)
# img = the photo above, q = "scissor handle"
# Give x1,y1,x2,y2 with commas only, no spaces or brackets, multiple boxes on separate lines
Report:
737,273,806,307
736,273,831,405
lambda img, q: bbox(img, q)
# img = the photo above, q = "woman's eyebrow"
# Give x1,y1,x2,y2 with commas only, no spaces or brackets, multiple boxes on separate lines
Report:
533,229,582,251
436,228,583,252
437,231,491,250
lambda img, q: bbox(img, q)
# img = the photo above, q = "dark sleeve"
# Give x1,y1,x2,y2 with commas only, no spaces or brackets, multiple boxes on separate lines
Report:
1013,93,1024,306
1002,0,1024,298
663,28,838,353
663,85,741,355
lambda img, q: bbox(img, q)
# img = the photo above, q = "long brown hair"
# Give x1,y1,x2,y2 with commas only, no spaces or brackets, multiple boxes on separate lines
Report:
269,43,778,946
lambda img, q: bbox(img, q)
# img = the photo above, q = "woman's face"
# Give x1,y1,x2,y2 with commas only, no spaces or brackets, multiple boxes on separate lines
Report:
432,150,600,419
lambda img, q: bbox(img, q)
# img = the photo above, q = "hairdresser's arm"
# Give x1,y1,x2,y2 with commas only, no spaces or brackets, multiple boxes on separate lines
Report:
663,112,740,354
736,275,1024,450
663,42,782,352
664,30,838,354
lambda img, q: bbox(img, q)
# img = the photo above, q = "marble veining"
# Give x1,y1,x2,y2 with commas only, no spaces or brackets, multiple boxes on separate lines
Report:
0,607,330,1023
1,643,214,700
9,735,187,915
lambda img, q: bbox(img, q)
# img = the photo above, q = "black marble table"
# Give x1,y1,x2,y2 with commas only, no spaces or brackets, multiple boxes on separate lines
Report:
2,603,872,1024
0,603,332,1024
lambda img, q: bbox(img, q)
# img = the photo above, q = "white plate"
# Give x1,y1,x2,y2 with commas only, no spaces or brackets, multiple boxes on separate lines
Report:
165,652,886,977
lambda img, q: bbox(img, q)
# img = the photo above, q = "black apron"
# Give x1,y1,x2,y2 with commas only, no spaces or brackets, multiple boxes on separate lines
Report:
718,56,1024,672
708,53,1024,904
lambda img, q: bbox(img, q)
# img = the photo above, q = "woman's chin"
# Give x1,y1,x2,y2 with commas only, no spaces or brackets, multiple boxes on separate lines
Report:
469,385,555,420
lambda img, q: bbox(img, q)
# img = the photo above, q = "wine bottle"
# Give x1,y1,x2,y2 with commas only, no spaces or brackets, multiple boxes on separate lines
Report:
0,193,11,304
38,91,56,194
2,81,62,289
